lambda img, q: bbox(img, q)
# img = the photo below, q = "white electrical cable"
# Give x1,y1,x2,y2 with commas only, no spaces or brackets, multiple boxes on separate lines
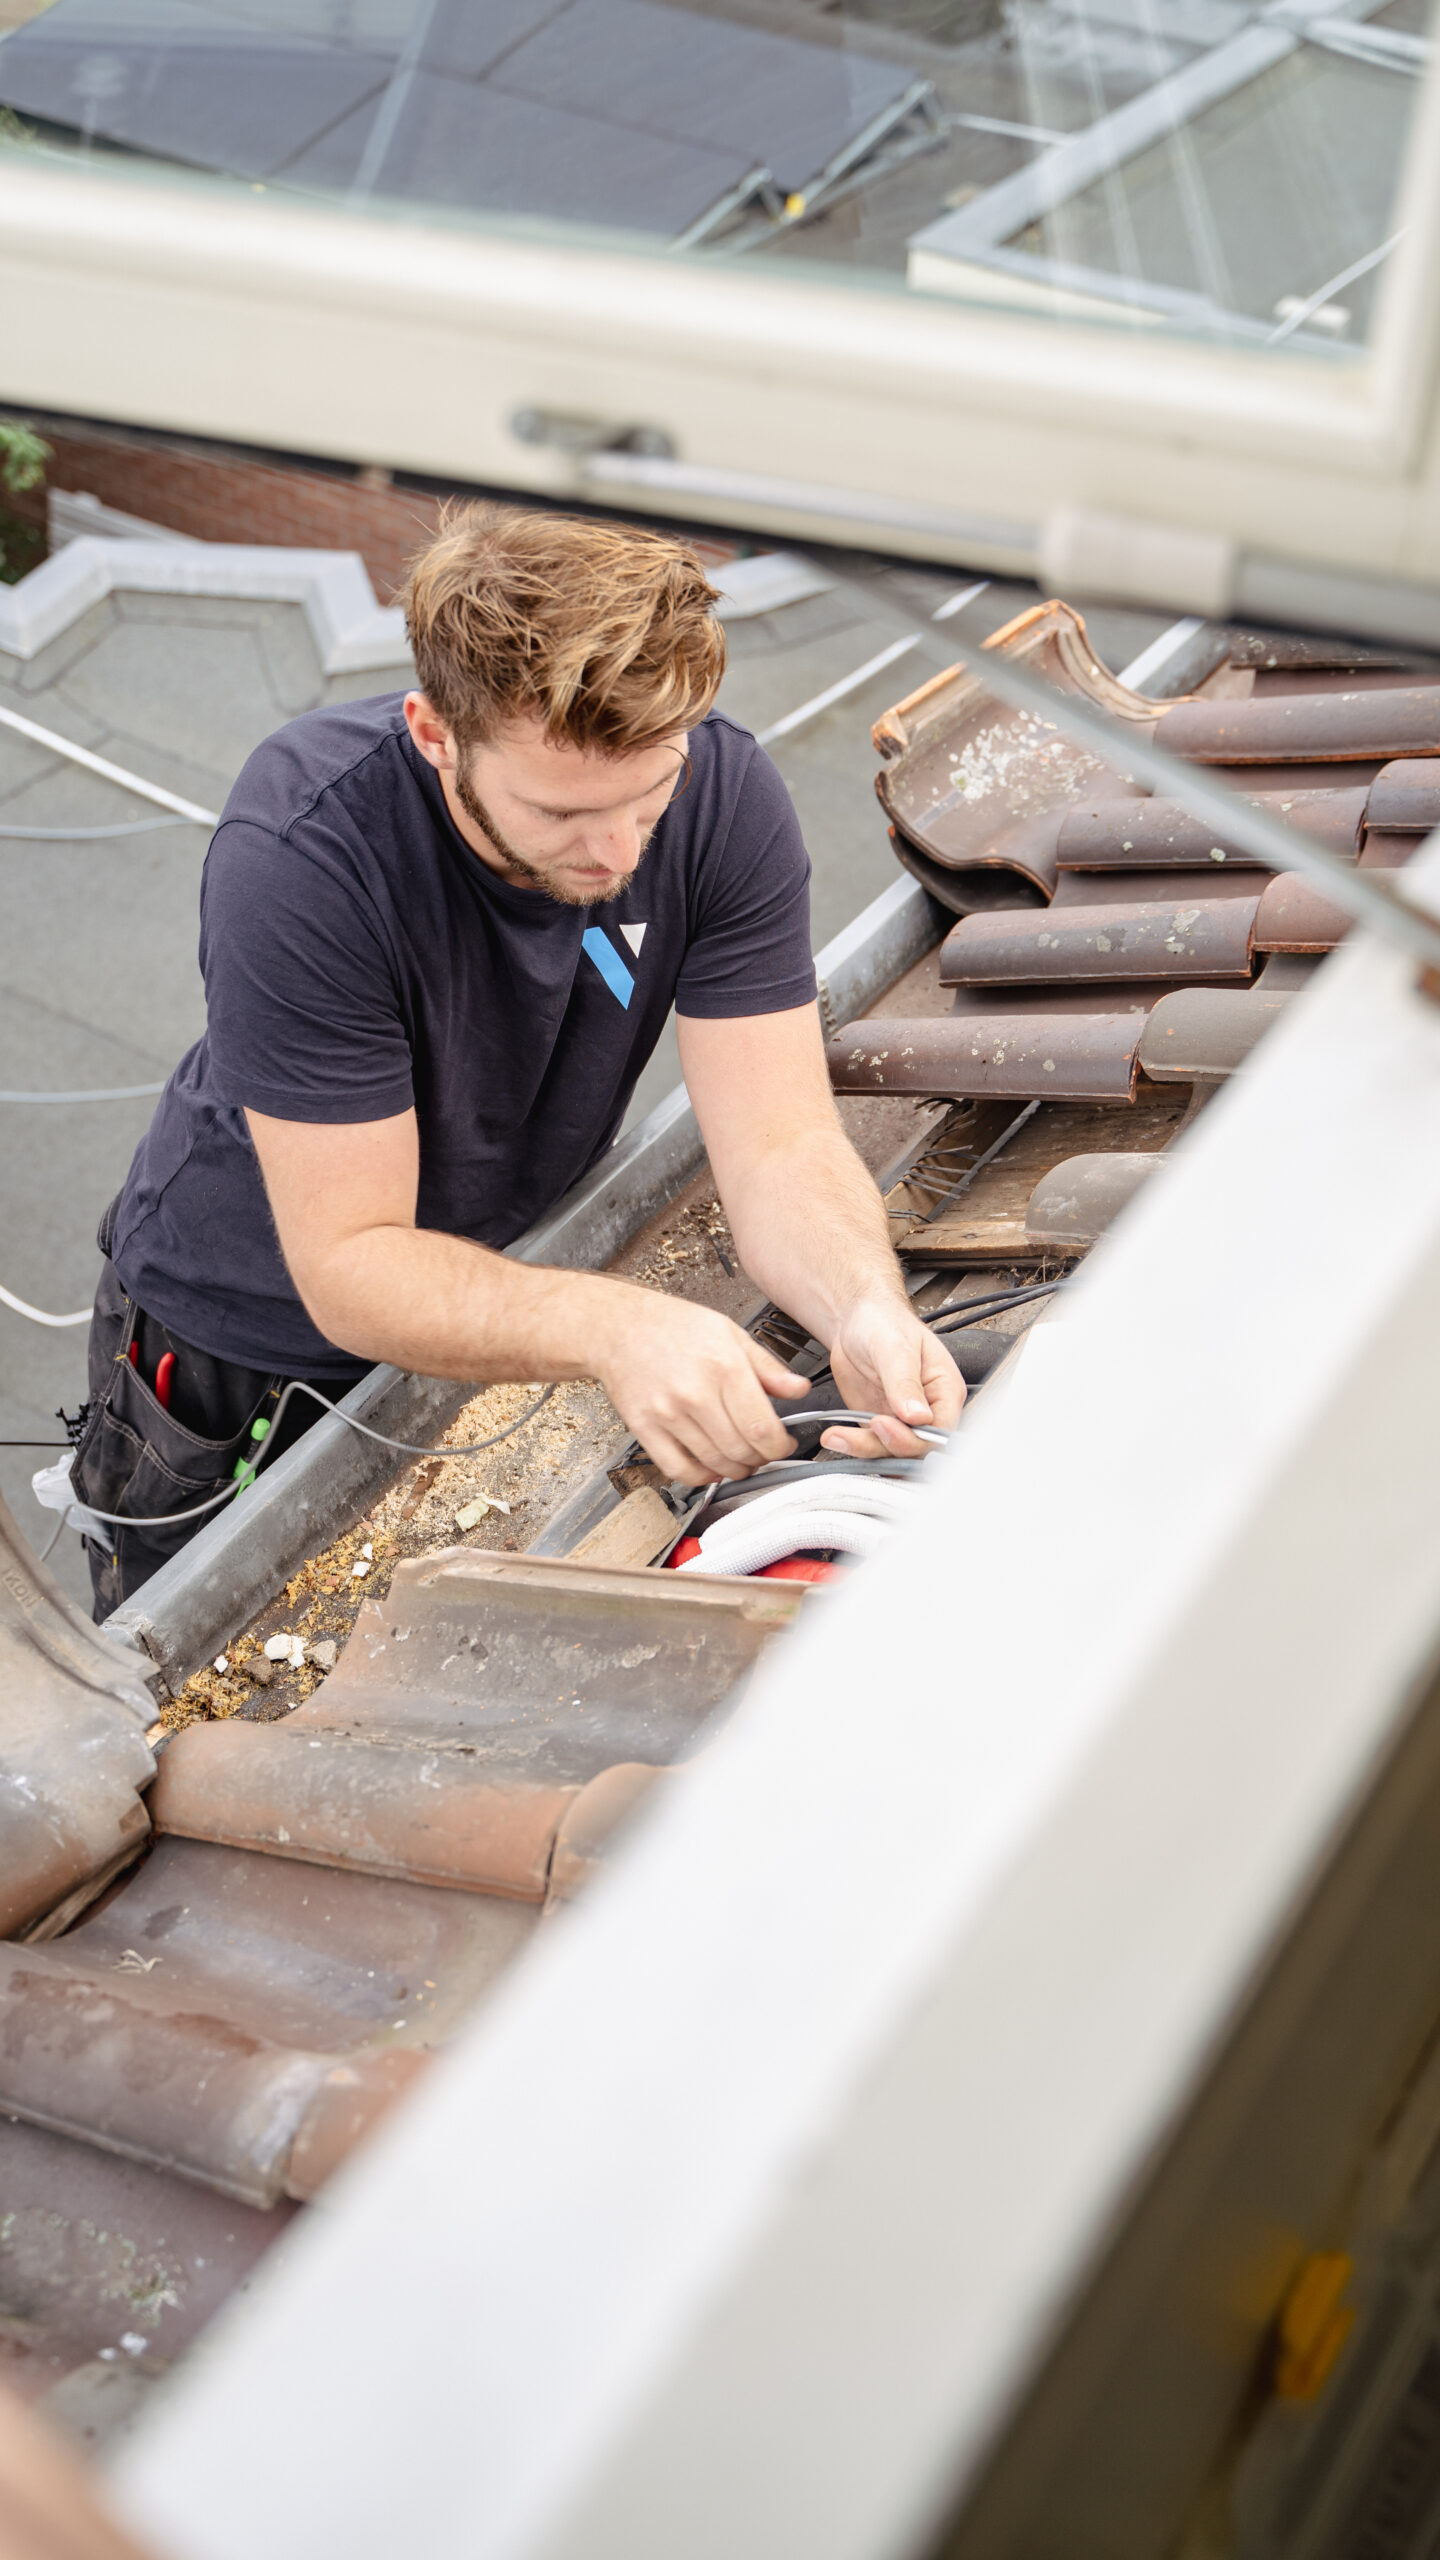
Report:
0,702,220,825
32,1377,561,1541
0,1083,167,1102
0,1279,92,1327
0,816,196,839
931,579,991,624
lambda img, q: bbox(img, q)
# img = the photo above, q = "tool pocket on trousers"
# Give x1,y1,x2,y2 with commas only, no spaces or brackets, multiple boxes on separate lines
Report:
71,1354,266,1556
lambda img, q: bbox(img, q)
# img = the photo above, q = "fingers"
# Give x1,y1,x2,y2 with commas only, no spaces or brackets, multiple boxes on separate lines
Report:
819,1422,888,1460
827,1302,967,1459
871,1333,941,1440
921,1334,967,1429
631,1418,732,1485
602,1303,802,1484
744,1339,812,1404
630,1393,771,1486
818,1417,924,1460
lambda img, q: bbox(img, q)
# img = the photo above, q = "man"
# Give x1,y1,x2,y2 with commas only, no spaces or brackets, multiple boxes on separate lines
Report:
73,507,962,1612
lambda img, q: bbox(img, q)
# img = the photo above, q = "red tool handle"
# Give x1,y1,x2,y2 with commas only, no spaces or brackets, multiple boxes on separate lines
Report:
154,1350,176,1411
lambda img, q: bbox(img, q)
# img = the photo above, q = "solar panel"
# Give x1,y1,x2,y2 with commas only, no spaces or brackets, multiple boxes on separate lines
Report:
0,3,391,179
489,0,919,196
281,65,757,236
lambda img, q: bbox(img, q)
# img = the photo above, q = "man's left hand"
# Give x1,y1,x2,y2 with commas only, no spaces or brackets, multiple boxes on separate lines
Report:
819,1295,966,1459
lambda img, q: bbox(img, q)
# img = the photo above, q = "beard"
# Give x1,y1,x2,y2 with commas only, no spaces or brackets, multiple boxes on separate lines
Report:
453,762,643,909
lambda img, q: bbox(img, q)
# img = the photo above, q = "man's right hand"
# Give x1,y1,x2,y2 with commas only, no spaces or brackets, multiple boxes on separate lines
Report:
592,1286,808,1484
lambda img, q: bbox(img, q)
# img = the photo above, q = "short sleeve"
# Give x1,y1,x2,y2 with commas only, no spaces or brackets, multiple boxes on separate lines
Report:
201,819,415,1123
673,742,816,1019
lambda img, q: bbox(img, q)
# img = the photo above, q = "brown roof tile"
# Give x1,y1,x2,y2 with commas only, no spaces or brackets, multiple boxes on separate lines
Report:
0,2111,292,2397
1137,989,1294,1083
0,1840,537,2204
1048,865,1272,908
1024,1153,1165,1249
1358,830,1418,869
939,897,1258,989
827,1014,1144,1103
873,603,1154,903
0,1495,156,1941
149,1553,801,1896
1056,787,1366,870
1365,758,1440,834
547,1765,669,1907
1154,688,1440,765
1254,874,1354,954
152,1724,578,1900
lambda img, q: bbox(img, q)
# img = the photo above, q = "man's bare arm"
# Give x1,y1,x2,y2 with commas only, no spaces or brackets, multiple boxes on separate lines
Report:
243,1107,805,1484
677,1006,965,1460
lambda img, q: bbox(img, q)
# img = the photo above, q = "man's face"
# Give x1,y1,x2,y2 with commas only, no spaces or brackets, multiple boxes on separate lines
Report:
406,698,688,908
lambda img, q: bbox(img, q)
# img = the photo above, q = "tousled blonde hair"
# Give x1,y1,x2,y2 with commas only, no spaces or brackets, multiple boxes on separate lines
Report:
403,503,726,753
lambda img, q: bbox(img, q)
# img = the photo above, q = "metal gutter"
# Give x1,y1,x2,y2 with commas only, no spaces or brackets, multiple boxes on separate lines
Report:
107,875,948,1691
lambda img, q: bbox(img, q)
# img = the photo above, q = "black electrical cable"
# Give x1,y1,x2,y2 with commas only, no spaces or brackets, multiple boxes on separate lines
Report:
44,1378,559,1533
0,1439,72,1446
780,1407,949,1449
928,1280,1062,1334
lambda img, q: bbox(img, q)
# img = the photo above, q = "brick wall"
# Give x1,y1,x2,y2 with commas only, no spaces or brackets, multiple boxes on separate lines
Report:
10,427,446,598
4,418,737,599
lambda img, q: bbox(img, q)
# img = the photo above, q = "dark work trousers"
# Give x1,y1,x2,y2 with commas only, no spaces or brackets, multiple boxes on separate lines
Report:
73,1206,368,1618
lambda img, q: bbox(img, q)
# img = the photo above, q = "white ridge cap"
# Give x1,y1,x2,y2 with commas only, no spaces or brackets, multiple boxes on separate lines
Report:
0,535,411,678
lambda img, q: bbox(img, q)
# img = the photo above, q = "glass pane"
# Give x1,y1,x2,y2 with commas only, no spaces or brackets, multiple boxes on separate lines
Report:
0,0,1429,352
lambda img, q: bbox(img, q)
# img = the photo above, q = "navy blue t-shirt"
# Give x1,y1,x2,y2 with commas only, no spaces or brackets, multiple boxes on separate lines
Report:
112,696,815,1375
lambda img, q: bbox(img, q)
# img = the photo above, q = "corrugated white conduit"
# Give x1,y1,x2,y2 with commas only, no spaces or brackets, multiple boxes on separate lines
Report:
677,1472,929,1575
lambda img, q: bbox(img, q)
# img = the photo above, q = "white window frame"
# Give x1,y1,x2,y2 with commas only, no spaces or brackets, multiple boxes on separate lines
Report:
0,34,1438,618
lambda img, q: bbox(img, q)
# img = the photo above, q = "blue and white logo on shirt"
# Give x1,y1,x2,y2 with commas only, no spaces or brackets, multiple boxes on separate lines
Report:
582,920,646,1009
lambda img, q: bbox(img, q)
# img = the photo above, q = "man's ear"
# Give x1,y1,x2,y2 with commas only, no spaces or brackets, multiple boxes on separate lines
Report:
403,691,455,771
